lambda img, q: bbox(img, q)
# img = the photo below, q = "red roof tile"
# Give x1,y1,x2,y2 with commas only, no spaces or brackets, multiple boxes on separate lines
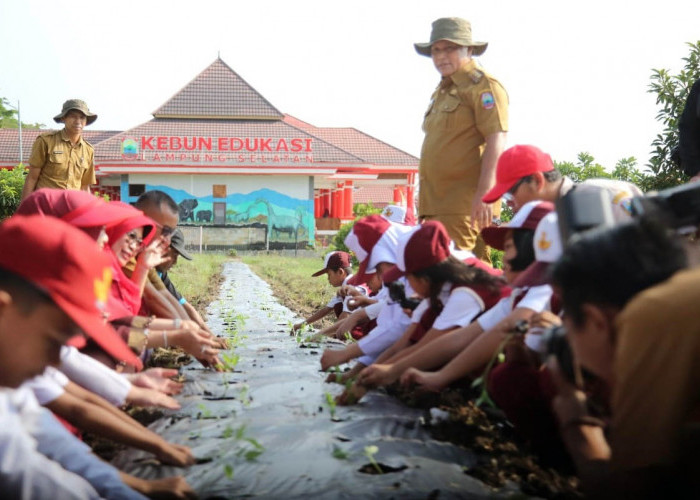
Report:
152,59,283,120
93,119,364,165
284,115,418,166
354,186,395,205
0,129,120,165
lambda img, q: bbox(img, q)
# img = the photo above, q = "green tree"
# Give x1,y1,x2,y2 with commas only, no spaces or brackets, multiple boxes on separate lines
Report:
0,164,27,219
0,97,44,129
646,41,700,190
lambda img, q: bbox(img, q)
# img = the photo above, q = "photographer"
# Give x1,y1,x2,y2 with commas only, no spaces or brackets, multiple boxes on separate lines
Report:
679,78,700,181
549,217,695,498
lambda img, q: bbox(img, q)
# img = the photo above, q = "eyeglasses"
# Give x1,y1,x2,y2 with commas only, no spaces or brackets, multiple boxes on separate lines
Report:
507,176,531,196
125,231,143,248
430,44,463,56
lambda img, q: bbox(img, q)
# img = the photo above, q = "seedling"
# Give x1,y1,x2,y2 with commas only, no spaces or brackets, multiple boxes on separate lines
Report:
364,445,382,474
221,352,240,371
344,332,356,343
197,403,213,419
471,321,528,408
324,391,337,420
224,464,234,480
221,425,235,439
332,445,349,460
239,385,251,407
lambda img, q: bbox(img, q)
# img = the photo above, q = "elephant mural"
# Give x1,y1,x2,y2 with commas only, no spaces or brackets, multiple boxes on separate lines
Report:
179,199,198,222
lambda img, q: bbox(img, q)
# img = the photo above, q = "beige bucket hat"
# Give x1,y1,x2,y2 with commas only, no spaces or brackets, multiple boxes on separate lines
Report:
414,17,488,57
53,99,98,125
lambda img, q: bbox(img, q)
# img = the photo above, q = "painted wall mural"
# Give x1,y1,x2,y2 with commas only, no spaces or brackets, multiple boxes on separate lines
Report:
145,185,314,249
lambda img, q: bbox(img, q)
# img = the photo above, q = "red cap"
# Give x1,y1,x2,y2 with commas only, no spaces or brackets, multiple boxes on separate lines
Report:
343,215,392,285
16,188,141,228
311,251,351,277
481,201,555,250
482,145,554,203
397,221,451,273
0,216,141,368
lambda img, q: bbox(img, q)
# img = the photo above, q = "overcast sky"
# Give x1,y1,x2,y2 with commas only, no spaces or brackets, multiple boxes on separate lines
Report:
1,0,698,170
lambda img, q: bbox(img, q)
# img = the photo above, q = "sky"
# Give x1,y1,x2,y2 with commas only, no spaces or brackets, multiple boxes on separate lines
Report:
1,0,698,171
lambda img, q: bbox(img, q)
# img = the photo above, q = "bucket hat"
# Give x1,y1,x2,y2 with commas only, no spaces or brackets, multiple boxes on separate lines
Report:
170,228,193,261
414,17,488,57
53,99,97,125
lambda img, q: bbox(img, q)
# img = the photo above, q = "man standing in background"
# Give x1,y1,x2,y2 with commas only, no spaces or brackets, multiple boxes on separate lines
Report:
21,99,97,200
415,17,508,261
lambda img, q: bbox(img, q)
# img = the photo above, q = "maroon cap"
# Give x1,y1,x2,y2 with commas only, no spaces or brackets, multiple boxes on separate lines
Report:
482,145,554,204
398,221,451,273
16,189,141,228
481,201,555,250
343,215,392,285
311,251,351,277
0,215,141,368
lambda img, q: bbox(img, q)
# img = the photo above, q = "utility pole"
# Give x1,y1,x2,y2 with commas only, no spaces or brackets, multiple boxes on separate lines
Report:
17,100,22,165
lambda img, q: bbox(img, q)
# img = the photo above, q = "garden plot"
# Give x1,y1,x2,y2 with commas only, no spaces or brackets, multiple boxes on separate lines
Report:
112,261,522,499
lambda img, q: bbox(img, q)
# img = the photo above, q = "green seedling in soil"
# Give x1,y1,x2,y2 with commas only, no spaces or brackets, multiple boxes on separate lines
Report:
344,332,356,343
364,445,382,474
189,431,201,440
197,403,213,419
239,385,251,407
325,391,337,420
221,425,235,439
471,322,528,408
224,464,234,480
332,445,350,460
221,352,240,371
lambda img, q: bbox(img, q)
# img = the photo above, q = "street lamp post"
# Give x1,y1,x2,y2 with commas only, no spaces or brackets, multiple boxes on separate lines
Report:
6,100,23,164
16,101,22,165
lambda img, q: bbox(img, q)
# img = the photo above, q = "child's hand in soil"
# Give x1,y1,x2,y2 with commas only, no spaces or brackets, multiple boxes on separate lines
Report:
400,368,446,392
357,363,395,388
336,381,367,406
320,349,348,371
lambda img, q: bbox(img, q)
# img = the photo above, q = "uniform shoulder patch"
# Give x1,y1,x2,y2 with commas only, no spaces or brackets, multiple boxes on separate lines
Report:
469,69,484,84
480,91,495,110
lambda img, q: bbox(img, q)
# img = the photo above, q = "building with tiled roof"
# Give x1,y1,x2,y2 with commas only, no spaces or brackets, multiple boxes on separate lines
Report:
0,58,417,249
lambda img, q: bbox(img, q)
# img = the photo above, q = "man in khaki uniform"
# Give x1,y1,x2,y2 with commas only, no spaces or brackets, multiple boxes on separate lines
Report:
21,99,97,200
415,18,508,261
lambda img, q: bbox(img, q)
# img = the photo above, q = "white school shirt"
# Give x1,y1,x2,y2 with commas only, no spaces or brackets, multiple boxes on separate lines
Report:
59,346,131,406
357,277,414,365
0,387,145,499
477,285,553,332
325,274,354,309
409,282,484,331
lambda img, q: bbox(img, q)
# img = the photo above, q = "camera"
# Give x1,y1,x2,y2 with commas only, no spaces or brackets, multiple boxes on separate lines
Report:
387,280,422,311
542,326,577,384
556,181,700,243
630,181,700,234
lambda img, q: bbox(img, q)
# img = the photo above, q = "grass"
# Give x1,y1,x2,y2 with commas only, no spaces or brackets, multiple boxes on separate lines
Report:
169,252,230,312
241,254,337,325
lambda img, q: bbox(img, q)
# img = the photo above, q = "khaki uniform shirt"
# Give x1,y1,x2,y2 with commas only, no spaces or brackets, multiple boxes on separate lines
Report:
419,59,508,215
29,129,96,191
611,266,700,471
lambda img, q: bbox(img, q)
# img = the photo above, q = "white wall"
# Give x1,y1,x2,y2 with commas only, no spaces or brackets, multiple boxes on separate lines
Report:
128,174,310,199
